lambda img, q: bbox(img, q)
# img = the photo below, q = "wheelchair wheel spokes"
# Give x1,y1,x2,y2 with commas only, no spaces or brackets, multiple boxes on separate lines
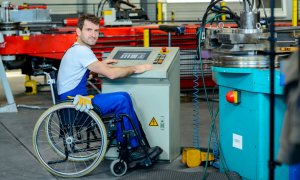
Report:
33,102,108,178
44,107,104,161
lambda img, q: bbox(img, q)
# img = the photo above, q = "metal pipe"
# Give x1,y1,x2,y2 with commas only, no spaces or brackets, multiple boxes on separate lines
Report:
269,0,276,178
168,32,171,47
2,1,11,23
157,1,162,24
0,55,16,106
292,0,298,26
143,29,149,47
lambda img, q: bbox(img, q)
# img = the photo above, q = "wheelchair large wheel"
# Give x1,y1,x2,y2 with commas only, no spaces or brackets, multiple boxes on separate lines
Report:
33,102,107,178
45,109,99,161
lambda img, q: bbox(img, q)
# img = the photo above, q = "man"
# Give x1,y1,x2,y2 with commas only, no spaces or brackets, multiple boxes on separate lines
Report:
57,14,157,158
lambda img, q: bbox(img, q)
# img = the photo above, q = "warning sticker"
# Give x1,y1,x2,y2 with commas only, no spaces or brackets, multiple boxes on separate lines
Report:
149,117,159,126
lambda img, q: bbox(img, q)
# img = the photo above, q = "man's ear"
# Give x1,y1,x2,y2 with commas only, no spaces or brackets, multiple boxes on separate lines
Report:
76,28,81,36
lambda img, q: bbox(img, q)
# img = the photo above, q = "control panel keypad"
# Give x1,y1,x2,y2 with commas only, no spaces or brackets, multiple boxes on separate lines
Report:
153,53,167,64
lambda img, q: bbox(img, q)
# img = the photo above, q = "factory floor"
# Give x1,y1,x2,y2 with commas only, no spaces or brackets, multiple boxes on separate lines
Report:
0,70,239,180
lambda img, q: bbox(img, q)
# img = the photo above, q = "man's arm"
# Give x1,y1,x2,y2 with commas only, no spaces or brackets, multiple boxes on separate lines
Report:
87,59,152,79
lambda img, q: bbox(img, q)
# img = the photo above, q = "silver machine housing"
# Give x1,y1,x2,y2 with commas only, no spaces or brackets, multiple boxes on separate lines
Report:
205,10,278,68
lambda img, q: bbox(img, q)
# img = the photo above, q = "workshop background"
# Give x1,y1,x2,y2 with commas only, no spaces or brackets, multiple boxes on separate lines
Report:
0,0,300,179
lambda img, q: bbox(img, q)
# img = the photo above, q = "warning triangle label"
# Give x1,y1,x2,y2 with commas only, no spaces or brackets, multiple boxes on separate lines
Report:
149,117,158,126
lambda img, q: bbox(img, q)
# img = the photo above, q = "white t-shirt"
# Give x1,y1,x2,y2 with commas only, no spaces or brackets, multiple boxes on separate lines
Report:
57,43,97,95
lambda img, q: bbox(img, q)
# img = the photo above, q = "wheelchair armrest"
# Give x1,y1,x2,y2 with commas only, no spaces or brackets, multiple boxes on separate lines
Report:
55,99,73,104
101,114,116,121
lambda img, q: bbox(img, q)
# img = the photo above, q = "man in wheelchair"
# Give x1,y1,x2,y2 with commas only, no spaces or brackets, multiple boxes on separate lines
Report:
56,13,162,174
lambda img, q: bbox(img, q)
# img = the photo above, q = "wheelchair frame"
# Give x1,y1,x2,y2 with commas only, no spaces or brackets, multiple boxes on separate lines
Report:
32,69,159,178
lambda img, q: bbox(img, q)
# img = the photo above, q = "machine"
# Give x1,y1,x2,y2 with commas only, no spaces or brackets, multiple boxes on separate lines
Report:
102,46,180,161
205,10,272,68
0,1,73,112
100,0,148,26
203,0,299,179
0,1,209,113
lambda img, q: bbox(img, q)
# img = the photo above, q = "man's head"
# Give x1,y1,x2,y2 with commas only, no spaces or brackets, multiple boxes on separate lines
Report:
76,14,100,47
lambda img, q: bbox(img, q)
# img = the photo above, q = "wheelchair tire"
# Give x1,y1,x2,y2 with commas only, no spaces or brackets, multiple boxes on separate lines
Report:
110,159,128,177
33,102,108,178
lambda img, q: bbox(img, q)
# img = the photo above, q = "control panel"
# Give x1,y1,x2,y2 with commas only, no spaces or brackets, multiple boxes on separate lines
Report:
102,46,181,161
106,46,180,78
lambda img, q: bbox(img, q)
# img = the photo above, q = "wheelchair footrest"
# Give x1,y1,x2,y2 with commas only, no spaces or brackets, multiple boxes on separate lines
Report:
127,146,163,168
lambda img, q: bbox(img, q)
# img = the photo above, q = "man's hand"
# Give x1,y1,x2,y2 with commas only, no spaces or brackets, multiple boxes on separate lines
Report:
133,64,152,74
69,95,94,112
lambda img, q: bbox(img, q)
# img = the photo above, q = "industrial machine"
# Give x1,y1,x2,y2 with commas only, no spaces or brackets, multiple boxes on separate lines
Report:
0,1,211,113
100,0,148,26
202,0,299,179
102,46,180,161
205,10,272,68
0,1,74,112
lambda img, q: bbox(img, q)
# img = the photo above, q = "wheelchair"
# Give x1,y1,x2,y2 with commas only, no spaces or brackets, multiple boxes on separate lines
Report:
32,69,162,178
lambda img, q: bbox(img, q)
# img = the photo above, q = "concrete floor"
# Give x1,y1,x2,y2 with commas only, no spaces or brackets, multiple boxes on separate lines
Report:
0,70,232,180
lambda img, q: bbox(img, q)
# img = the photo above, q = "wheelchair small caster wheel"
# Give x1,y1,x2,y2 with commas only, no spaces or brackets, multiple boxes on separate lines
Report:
110,159,127,177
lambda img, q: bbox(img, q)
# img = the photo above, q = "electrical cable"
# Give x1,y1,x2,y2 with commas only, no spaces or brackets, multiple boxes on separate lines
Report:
192,61,200,149
259,0,269,23
202,107,219,180
197,11,222,125
192,1,223,149
210,6,240,26
96,0,103,17
243,0,247,12
256,0,261,8
251,0,254,10
99,0,108,19
194,0,259,177
195,11,232,179
245,0,253,11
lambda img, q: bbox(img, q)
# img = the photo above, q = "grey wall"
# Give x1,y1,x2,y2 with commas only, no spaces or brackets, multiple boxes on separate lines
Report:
3,0,299,21
165,0,298,22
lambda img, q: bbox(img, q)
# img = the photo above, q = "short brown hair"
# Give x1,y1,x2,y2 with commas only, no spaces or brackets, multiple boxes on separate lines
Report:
77,14,100,30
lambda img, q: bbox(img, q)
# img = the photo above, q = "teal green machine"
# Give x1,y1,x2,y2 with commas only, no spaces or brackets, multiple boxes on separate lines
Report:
204,9,294,179
212,67,288,179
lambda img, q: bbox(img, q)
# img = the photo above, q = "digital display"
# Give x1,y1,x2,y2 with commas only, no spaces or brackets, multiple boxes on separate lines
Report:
113,50,151,60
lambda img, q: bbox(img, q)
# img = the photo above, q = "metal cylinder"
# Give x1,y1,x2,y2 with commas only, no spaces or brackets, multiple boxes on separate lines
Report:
240,11,260,29
2,1,11,22
4,8,10,22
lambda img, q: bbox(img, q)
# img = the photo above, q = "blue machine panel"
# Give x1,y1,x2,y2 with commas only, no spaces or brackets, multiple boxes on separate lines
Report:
212,67,289,179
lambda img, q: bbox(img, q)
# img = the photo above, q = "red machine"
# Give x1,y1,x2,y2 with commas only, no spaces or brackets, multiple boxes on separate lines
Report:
0,2,214,91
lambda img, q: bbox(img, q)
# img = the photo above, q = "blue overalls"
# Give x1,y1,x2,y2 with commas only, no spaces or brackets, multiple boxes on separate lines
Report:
59,70,141,148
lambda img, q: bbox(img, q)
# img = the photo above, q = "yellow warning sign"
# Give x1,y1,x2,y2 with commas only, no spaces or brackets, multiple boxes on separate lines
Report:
149,117,159,126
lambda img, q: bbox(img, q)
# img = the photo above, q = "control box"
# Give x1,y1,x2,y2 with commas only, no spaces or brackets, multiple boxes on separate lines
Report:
102,47,180,161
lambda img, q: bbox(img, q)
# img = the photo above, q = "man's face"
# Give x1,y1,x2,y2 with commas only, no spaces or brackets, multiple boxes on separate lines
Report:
76,20,99,46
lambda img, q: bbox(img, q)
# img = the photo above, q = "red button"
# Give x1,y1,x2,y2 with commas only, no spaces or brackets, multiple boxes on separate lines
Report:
162,47,167,52
226,90,239,104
